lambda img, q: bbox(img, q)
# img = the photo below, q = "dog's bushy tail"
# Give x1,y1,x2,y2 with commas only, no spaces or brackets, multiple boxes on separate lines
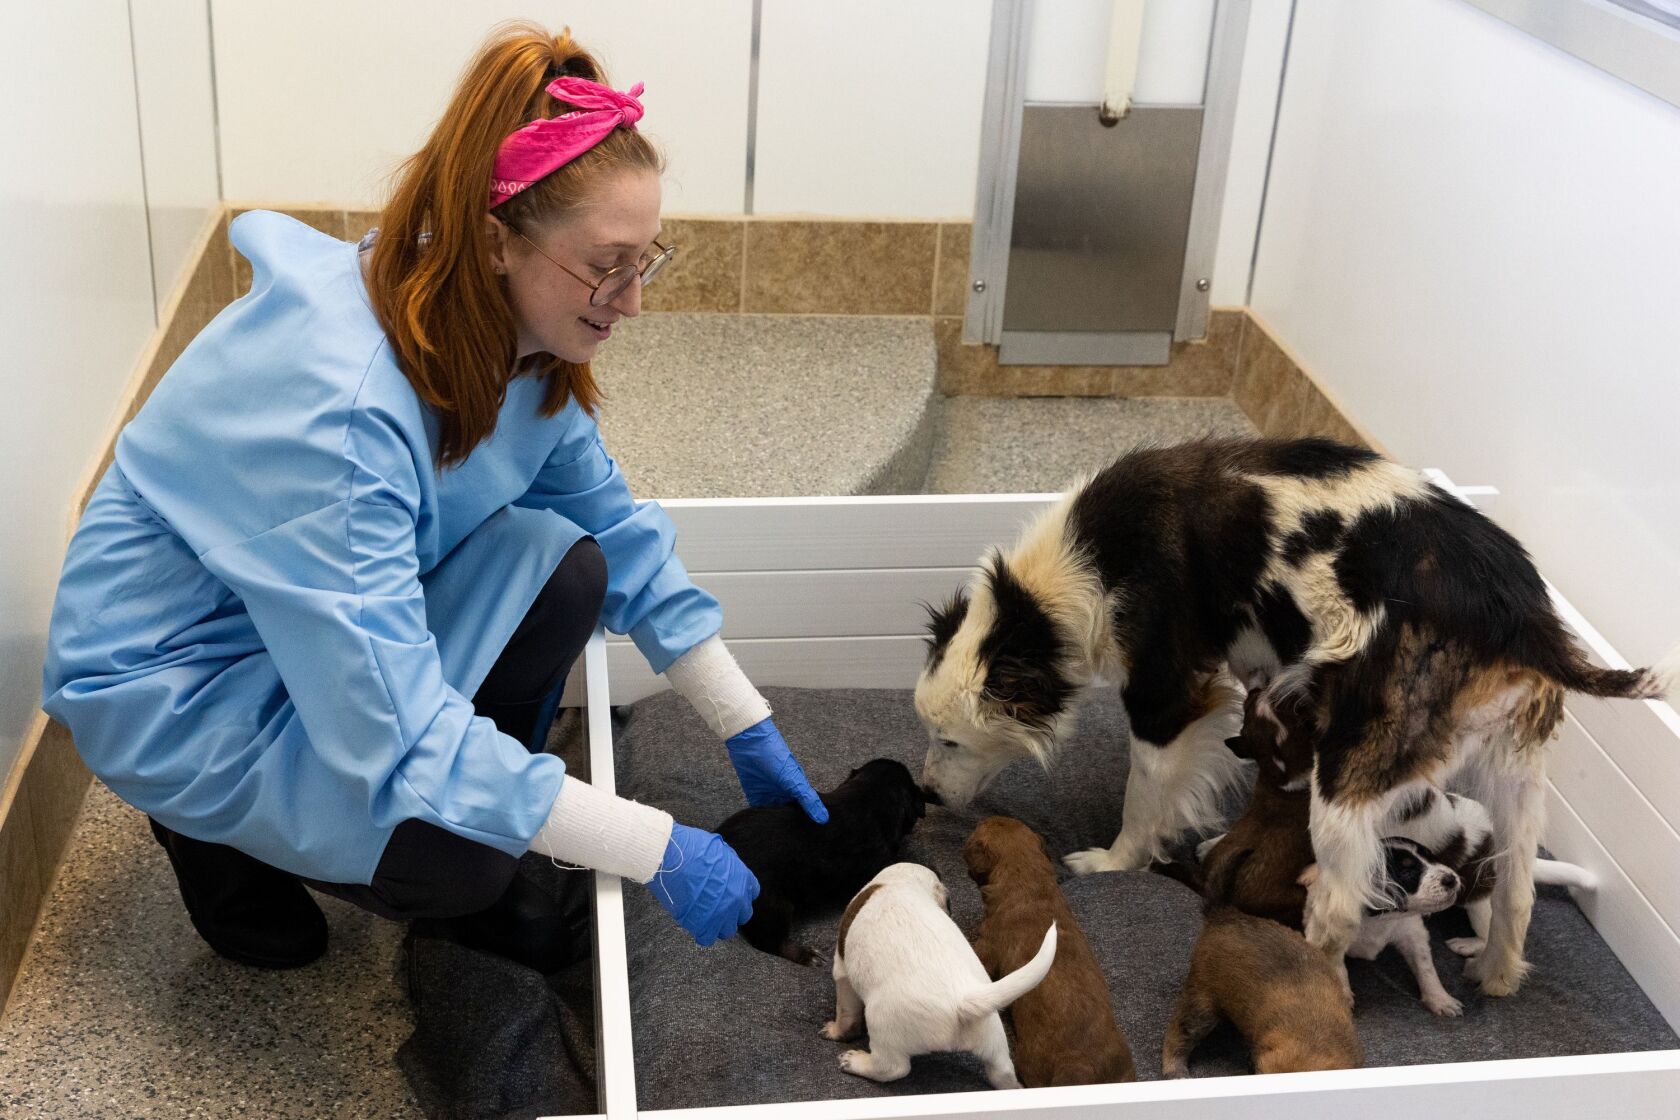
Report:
1542,640,1680,701
957,922,1057,1020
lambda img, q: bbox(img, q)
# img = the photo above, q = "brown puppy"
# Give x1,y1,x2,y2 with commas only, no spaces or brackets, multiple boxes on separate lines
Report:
1163,851,1360,1077
1197,687,1317,928
964,817,1137,1087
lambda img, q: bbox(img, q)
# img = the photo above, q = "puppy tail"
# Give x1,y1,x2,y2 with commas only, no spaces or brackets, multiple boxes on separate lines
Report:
958,922,1058,1020
1533,857,1598,893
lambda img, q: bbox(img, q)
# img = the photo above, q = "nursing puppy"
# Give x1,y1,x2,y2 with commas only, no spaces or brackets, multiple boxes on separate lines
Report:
1195,686,1316,929
915,436,1679,997
1302,838,1464,1016
822,862,1057,1089
1214,689,1596,956
964,816,1137,1087
1163,851,1360,1077
716,759,925,964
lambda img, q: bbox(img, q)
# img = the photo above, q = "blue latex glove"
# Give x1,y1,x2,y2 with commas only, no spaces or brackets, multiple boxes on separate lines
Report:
648,823,760,946
725,717,830,823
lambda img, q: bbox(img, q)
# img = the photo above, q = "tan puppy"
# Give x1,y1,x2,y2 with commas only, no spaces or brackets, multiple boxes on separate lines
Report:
964,817,1137,1087
1195,687,1316,928
1163,852,1361,1077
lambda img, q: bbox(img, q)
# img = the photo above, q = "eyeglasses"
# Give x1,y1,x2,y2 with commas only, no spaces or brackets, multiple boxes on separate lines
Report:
511,228,677,307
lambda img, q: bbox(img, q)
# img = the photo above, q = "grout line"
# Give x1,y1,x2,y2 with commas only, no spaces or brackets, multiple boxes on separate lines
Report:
930,223,943,317
738,222,749,312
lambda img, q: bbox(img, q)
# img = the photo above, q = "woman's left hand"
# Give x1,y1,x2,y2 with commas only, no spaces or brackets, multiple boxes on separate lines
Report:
725,717,829,823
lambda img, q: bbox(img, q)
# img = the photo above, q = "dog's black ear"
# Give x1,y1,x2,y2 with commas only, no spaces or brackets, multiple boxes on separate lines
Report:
976,558,1072,733
1223,734,1253,760
922,590,970,668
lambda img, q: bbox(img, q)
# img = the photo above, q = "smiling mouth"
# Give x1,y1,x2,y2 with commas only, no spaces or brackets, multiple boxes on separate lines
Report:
581,315,613,337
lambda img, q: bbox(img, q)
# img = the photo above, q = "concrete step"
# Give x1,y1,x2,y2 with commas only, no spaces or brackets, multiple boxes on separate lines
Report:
592,312,938,498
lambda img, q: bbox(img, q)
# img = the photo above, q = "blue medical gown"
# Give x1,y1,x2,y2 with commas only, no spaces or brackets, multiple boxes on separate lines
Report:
41,212,722,884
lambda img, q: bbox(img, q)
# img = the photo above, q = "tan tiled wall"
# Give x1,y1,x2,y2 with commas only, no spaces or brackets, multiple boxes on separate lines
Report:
1,719,90,1016
216,211,1316,408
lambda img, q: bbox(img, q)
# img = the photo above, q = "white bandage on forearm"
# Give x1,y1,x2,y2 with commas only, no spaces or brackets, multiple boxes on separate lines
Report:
662,634,771,739
528,776,674,884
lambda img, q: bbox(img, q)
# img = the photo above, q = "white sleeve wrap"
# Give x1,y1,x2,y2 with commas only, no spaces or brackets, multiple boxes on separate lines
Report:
662,633,772,739
528,776,674,884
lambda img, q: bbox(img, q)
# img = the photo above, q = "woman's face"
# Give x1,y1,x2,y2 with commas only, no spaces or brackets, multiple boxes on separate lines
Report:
494,167,662,364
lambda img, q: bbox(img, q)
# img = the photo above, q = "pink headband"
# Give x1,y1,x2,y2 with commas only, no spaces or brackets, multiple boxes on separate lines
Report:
488,76,645,209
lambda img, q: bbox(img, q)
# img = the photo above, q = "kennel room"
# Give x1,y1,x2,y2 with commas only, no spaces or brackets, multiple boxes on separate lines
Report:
3,1,1678,1118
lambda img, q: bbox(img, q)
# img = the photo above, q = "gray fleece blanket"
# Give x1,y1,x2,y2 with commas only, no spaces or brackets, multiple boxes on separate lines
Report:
397,688,1677,1117
613,687,1678,1110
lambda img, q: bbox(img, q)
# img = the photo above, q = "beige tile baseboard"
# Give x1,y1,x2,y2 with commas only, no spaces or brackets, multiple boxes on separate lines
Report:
2,205,1372,1015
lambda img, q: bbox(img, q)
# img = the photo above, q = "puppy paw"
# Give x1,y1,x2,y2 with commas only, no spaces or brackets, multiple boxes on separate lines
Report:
1445,936,1485,958
1335,965,1355,1010
784,943,823,967
1063,847,1129,875
838,1049,868,1076
820,1020,846,1041
1161,1060,1190,1079
1424,992,1464,1017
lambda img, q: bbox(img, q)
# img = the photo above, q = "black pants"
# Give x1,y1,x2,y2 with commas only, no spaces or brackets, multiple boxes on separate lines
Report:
179,536,608,923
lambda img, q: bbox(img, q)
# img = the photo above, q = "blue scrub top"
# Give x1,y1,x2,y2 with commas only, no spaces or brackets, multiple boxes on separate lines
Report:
41,211,722,884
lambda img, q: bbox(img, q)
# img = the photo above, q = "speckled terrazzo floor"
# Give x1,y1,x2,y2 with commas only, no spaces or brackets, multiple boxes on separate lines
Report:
592,312,939,498
1,319,1257,1117
0,783,422,1119
926,395,1257,493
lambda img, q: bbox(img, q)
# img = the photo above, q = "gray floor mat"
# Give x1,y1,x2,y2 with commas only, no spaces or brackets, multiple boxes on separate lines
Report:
614,686,1678,1110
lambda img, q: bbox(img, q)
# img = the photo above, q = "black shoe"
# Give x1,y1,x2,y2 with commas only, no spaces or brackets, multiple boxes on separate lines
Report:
411,861,590,973
148,817,328,969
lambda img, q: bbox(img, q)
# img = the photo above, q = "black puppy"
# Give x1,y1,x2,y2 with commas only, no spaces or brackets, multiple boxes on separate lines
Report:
717,758,926,964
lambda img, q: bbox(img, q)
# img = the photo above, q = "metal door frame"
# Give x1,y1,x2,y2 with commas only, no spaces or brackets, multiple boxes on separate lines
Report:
965,0,1254,350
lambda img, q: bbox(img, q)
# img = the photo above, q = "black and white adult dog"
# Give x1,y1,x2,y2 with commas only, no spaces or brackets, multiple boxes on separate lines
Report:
915,438,1677,998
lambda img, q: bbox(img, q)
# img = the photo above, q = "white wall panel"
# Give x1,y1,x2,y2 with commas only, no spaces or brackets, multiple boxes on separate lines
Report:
130,0,220,306
1,1,157,785
752,0,991,218
1250,0,1680,665
210,1,751,214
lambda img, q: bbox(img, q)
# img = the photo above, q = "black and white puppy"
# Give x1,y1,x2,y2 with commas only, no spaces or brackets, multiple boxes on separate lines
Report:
1387,785,1596,960
716,758,926,964
914,437,1678,999
1303,838,1463,1015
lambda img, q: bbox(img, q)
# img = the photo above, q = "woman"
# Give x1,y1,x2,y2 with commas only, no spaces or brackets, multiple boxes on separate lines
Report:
41,24,826,970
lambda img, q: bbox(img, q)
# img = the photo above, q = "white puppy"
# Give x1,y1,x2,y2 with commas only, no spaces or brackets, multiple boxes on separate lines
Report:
822,862,1057,1089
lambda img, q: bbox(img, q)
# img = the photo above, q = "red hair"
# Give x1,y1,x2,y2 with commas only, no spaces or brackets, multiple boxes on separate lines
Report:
367,23,662,467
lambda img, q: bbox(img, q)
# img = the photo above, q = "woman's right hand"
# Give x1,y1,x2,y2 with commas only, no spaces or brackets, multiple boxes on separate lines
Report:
646,823,759,946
